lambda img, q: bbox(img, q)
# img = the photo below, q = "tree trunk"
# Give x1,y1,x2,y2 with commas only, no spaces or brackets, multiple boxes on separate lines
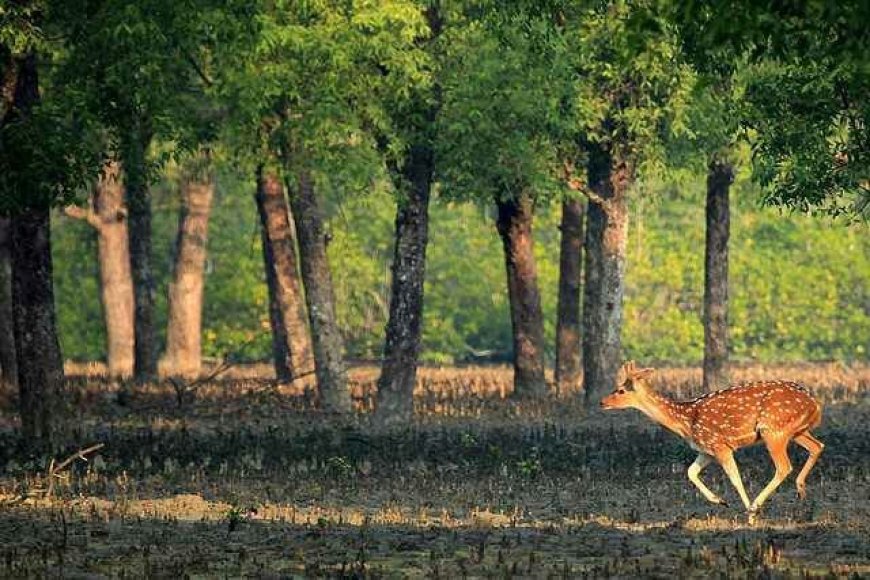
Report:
495,191,548,398
94,162,135,377
0,49,19,387
255,168,313,382
582,142,630,407
555,197,585,395
0,217,17,386
373,3,442,425
288,170,351,413
12,207,66,451
374,142,434,425
161,169,214,378
703,158,733,391
125,127,157,382
5,52,66,451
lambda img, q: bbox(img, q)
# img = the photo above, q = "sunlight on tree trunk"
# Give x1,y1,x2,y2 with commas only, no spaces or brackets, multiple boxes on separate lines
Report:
162,165,214,378
91,162,135,378
255,167,313,382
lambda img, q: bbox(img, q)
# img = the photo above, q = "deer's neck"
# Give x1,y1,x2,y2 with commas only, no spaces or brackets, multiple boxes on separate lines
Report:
636,391,693,440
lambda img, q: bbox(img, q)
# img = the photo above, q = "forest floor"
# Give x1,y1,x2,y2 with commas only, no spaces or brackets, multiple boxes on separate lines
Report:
0,363,868,578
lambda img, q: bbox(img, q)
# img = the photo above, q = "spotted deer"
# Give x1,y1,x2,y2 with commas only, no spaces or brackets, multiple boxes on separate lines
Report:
601,362,824,522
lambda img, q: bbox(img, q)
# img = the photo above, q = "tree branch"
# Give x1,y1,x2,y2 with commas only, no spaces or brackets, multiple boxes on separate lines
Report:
562,159,610,212
64,204,103,230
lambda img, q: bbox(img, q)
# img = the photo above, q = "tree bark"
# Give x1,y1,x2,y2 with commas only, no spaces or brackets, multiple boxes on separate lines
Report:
495,191,548,398
161,168,214,378
288,170,351,413
125,127,157,382
555,197,585,395
5,52,66,451
582,142,630,407
12,206,66,451
703,158,733,391
93,162,135,377
374,142,434,425
0,217,17,386
255,167,313,382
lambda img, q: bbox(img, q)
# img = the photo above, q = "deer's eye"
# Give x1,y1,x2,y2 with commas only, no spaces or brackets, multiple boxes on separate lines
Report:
617,388,626,394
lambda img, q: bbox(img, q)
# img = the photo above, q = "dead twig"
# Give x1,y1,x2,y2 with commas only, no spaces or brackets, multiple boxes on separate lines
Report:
46,443,105,499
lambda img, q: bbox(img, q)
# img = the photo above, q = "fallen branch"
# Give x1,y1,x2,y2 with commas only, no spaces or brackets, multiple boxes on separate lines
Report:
46,443,105,498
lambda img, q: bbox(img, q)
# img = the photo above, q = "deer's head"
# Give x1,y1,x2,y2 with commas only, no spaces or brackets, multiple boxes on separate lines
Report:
600,361,655,410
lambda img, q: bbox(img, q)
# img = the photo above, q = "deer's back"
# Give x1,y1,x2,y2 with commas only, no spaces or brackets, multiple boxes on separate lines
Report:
686,381,821,453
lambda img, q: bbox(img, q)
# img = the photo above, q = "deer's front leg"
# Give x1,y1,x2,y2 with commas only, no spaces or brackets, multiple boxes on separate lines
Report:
687,453,728,506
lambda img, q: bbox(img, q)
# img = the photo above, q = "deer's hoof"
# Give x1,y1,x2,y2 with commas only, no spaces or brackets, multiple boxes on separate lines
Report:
715,498,729,508
797,486,807,500
747,509,759,525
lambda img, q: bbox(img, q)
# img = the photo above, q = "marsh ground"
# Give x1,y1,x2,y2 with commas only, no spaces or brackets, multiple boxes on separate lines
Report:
1,364,868,577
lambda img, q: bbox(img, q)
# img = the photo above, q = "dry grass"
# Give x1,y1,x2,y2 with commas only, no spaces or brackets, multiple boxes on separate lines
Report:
0,362,868,577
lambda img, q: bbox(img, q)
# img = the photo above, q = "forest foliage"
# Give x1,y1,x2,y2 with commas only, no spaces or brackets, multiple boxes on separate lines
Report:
53,160,869,366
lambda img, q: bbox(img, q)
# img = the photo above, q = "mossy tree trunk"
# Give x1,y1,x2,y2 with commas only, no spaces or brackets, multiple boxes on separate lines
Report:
582,142,630,407
374,141,434,425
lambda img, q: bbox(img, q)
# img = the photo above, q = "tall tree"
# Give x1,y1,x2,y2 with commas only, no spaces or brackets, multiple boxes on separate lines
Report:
560,3,692,406
64,161,135,377
555,196,585,394
255,166,313,382
437,14,563,398
212,0,427,412
1,1,103,450
675,1,869,217
375,3,442,425
0,217,16,386
161,157,215,378
1,50,65,450
56,0,213,382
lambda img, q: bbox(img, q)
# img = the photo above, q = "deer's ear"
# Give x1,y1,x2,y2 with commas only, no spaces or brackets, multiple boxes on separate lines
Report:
634,367,655,380
623,360,636,373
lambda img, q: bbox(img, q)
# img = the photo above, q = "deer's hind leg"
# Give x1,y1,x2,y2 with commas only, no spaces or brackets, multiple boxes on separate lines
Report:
750,431,793,515
793,431,824,500
715,449,752,512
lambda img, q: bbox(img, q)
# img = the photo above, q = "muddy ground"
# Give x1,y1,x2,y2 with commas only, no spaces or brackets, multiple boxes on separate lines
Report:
0,364,868,577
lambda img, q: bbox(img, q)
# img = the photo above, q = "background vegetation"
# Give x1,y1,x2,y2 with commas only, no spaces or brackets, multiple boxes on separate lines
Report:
53,162,869,367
